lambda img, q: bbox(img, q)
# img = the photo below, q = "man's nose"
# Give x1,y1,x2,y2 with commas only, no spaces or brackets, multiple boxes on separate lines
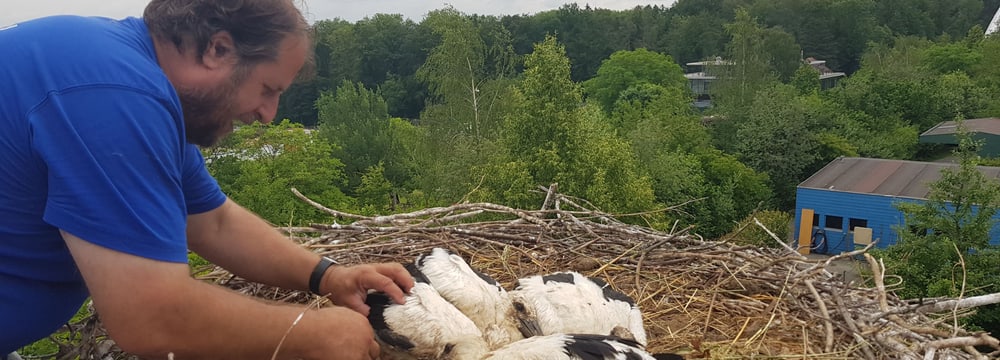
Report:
258,97,279,124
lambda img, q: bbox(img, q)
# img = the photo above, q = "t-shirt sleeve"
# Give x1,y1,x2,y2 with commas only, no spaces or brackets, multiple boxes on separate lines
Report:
182,143,226,215
29,86,195,263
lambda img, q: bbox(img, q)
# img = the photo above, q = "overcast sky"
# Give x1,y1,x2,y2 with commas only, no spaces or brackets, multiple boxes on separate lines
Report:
2,0,678,26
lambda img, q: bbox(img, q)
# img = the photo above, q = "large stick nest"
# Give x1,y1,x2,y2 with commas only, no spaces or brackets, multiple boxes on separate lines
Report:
61,186,999,359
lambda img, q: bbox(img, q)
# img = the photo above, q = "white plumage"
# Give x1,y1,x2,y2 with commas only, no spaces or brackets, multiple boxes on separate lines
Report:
510,271,647,346
366,277,489,359
413,248,535,349
366,249,679,360
483,333,682,360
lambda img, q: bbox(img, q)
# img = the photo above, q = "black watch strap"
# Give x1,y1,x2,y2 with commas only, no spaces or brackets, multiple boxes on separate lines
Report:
309,256,337,295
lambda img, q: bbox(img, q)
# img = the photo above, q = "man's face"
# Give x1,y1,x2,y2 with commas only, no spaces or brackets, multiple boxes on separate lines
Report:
180,34,308,147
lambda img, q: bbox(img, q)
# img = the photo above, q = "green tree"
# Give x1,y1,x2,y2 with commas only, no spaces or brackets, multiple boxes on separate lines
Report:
409,9,522,205
316,81,394,194
274,78,322,127
355,14,432,118
386,117,431,201
928,0,983,39
922,42,982,75
505,35,581,160
582,48,689,114
274,20,362,127
735,84,821,209
968,35,1000,115
614,84,707,152
896,128,1000,253
609,82,771,237
501,35,655,213
876,127,1000,331
835,107,918,159
752,0,885,73
875,0,935,37
356,163,394,213
417,7,516,143
831,37,994,133
204,121,351,224
760,27,802,82
626,5,672,51
664,13,728,67
711,9,779,115
695,150,773,236
790,64,821,95
354,14,426,87
935,71,991,119
314,19,362,84
552,4,635,81
726,210,793,249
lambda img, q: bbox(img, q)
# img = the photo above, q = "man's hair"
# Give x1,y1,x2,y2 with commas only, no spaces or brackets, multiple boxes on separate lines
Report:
143,0,311,71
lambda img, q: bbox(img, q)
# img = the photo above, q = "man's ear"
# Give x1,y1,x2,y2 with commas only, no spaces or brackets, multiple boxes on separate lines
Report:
201,31,237,70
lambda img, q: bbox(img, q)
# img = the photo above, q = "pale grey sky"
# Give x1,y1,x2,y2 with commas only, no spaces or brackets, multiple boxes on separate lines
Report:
2,0,678,26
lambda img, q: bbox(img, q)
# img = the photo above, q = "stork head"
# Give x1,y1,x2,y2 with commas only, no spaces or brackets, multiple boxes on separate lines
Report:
437,337,489,360
508,292,543,338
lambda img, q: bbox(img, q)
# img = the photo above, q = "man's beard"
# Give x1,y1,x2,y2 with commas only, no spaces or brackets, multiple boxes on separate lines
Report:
178,76,241,147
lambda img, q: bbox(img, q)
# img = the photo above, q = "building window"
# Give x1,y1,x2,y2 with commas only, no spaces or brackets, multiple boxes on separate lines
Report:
849,218,868,232
825,215,843,231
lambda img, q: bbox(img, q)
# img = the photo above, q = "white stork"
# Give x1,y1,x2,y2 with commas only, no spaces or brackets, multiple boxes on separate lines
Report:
483,332,683,360
510,271,648,346
413,248,538,349
365,264,490,360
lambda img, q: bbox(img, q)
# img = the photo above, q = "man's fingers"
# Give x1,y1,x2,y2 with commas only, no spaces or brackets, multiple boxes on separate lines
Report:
342,295,371,316
355,263,412,304
361,271,407,305
376,263,414,293
355,302,371,317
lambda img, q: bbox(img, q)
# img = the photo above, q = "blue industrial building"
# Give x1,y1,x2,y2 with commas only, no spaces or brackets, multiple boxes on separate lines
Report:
794,157,1000,255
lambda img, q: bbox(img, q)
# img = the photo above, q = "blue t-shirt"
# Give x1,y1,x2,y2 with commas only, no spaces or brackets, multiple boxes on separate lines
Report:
0,16,227,352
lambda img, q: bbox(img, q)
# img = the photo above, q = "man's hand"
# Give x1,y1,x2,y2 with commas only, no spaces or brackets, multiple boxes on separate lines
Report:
294,306,382,360
320,263,414,315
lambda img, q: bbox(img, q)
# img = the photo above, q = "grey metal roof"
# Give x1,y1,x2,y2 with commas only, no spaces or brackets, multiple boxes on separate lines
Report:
686,57,732,67
684,72,715,80
819,72,846,80
921,118,1000,137
798,157,1000,199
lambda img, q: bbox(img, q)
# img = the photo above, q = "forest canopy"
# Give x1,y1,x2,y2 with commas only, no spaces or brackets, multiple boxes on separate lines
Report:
258,0,1000,237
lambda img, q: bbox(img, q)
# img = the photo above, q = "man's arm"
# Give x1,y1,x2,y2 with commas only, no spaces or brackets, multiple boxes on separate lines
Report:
63,231,379,360
185,199,413,314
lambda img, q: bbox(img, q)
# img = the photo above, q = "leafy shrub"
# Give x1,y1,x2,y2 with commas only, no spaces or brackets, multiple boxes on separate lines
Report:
725,210,792,249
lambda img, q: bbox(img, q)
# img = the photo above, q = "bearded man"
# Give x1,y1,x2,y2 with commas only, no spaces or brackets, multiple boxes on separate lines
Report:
0,1,412,359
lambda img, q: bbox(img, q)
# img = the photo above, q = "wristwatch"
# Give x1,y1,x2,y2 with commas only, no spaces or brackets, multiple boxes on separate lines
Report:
309,256,338,295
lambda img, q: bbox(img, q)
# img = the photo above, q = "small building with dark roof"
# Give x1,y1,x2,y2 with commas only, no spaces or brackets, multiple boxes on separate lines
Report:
919,118,1000,157
684,57,844,110
804,57,846,90
793,157,1000,255
684,57,730,110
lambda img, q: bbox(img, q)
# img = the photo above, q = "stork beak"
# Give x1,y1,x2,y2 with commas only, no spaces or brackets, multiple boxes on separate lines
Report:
517,318,543,338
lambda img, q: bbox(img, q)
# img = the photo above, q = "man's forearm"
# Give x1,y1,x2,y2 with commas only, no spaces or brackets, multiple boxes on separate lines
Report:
62,230,374,360
187,199,319,292
121,279,328,359
185,198,413,316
